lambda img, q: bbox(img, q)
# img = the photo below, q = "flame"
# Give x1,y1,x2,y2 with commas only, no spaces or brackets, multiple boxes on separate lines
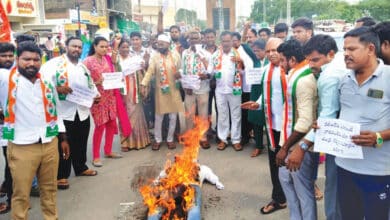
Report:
140,117,209,219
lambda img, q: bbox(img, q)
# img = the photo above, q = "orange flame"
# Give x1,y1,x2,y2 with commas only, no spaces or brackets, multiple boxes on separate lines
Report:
140,117,209,219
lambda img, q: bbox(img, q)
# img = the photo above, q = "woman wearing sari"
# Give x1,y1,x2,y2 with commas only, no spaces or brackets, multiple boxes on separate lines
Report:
118,37,151,151
83,36,122,167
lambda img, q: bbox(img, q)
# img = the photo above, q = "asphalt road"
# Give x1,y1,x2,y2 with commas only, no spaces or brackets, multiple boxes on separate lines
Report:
0,115,326,220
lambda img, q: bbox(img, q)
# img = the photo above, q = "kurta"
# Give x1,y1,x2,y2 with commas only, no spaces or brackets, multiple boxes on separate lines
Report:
83,56,117,126
141,51,184,115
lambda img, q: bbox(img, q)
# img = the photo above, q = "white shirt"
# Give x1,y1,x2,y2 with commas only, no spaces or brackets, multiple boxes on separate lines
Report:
256,65,283,131
209,50,237,94
237,45,254,93
40,56,98,121
0,69,65,145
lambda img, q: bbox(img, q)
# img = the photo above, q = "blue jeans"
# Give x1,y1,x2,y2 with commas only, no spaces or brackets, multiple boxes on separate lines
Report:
279,151,317,220
324,155,341,220
337,166,390,220
32,176,38,188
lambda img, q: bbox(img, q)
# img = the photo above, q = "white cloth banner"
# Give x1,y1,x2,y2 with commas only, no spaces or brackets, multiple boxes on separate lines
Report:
314,118,363,159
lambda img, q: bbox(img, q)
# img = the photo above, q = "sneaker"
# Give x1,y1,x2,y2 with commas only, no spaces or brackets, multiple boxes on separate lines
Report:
30,186,40,197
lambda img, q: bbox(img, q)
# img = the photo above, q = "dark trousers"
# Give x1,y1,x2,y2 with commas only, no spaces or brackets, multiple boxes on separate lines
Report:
241,92,252,143
208,88,218,128
57,114,90,179
2,146,12,205
267,130,286,204
337,166,390,220
253,124,265,150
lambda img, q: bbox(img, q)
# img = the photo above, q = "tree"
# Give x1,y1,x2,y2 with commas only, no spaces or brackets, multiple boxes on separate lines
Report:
175,8,197,26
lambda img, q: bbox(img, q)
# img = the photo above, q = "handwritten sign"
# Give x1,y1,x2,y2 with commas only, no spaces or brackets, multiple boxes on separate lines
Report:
65,84,97,108
314,118,363,159
102,72,125,90
180,74,201,90
245,68,264,85
122,56,144,76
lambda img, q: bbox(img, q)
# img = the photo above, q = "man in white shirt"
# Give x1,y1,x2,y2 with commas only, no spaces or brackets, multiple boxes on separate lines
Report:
0,41,69,220
209,31,243,151
41,37,99,190
181,30,211,148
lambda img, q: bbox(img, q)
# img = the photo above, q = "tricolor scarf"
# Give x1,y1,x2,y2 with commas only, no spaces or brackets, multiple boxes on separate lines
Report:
282,61,311,142
159,52,176,94
3,67,58,140
55,55,69,100
213,48,242,96
182,49,204,75
261,63,287,149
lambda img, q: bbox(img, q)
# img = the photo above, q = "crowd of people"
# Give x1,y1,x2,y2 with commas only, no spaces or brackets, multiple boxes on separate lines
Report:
0,15,389,220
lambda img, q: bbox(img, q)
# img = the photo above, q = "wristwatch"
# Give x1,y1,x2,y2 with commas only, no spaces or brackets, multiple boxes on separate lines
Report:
375,132,383,148
299,141,309,151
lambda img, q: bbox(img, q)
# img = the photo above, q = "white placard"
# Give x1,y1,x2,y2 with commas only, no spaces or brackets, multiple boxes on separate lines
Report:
245,68,264,85
122,56,144,76
180,75,201,90
314,118,363,159
102,72,125,90
65,84,97,108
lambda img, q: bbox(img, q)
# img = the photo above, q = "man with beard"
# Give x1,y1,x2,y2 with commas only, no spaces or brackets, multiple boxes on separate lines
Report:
169,25,181,53
0,41,69,220
374,21,390,65
40,36,99,190
241,38,287,215
141,34,184,150
275,39,318,220
287,34,346,220
0,42,14,214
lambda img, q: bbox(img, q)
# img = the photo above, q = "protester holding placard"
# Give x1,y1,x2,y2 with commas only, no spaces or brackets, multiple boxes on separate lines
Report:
41,36,100,190
335,27,390,220
83,36,122,167
180,30,211,149
141,34,184,150
286,34,346,220
118,35,150,151
274,39,318,220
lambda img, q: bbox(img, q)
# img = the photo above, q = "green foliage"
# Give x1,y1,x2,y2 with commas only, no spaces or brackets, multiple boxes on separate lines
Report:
249,0,390,24
175,8,198,26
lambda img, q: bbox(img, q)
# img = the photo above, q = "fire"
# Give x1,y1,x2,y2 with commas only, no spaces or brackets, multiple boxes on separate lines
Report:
140,117,209,219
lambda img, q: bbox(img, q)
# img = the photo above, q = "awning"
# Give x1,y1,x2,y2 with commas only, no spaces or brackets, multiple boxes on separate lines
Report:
64,23,87,31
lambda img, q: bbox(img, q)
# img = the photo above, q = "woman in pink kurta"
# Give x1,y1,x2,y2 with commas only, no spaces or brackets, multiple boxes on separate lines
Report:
83,36,121,167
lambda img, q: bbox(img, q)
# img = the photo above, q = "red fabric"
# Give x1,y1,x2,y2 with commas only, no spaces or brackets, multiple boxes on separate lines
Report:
92,119,117,160
0,1,11,42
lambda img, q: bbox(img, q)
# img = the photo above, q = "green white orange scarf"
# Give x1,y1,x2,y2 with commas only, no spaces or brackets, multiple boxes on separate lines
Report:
159,52,176,94
182,50,204,75
3,67,58,140
213,48,242,96
261,63,287,149
282,61,311,142
55,55,69,100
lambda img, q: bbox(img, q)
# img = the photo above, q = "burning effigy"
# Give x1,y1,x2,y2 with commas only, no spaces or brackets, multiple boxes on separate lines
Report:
140,118,223,220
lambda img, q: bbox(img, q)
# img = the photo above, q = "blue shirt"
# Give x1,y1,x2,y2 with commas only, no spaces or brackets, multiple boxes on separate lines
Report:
335,60,390,176
306,53,346,142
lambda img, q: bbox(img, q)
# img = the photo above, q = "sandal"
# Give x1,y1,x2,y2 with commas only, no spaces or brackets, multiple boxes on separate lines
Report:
104,152,123,159
78,169,98,176
57,179,69,190
217,142,227,151
121,147,129,152
152,142,160,151
251,148,262,157
167,142,176,150
0,202,10,214
233,143,243,151
92,159,103,167
260,201,287,214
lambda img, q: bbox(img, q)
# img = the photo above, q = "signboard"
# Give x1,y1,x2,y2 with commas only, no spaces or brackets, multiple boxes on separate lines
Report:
69,9,106,26
1,0,38,17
